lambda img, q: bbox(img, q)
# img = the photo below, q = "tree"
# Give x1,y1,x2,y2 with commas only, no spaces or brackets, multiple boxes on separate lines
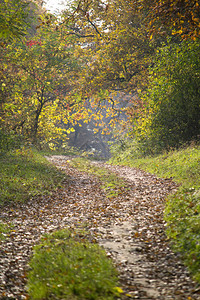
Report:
57,0,157,141
1,12,82,147
66,0,154,93
133,39,200,154
0,0,32,42
139,0,200,40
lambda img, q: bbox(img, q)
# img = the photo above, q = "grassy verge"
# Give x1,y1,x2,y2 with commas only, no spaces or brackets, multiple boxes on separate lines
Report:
110,144,200,283
0,147,66,207
70,157,128,198
27,228,121,300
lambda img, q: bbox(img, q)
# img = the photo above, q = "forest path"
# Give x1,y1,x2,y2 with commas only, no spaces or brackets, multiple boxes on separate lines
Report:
0,155,199,299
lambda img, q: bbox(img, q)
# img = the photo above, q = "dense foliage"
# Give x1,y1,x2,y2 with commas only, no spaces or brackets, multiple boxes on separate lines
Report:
0,0,31,41
130,39,200,155
1,0,199,151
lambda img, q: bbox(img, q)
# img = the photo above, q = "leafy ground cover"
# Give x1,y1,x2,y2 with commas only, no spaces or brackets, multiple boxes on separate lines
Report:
70,157,129,198
110,144,200,282
1,154,199,299
27,228,120,300
0,147,66,206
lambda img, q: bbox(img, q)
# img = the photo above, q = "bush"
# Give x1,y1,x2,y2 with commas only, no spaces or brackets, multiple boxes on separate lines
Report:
134,39,200,155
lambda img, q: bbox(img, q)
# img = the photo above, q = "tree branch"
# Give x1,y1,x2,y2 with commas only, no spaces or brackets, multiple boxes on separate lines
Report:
86,15,102,37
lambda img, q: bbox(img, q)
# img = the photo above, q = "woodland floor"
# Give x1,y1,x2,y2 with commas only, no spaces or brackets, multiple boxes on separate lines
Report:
0,155,200,299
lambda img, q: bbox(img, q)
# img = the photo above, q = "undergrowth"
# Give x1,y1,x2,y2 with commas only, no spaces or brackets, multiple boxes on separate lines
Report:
27,228,120,300
110,143,200,283
0,147,66,206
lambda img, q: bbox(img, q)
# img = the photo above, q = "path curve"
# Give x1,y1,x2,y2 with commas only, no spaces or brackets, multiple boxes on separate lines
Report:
0,155,199,299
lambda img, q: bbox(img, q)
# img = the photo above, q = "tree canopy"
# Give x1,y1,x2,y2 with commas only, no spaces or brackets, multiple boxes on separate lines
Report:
0,0,199,153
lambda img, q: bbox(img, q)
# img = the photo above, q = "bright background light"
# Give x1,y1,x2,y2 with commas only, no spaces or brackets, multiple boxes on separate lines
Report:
44,0,66,14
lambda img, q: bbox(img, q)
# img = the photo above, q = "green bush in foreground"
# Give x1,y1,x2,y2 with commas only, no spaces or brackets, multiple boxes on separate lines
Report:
27,229,119,300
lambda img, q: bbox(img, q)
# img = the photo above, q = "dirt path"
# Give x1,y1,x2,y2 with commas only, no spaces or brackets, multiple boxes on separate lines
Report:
0,155,199,299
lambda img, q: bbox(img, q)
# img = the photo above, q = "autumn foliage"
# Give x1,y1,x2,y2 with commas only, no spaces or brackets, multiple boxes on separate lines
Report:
145,0,200,40
0,0,200,153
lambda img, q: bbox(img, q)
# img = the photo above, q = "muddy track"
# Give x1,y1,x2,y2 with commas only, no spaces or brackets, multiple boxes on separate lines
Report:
0,155,199,299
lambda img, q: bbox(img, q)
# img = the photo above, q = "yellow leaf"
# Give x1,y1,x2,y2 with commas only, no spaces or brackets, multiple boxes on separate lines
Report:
135,232,139,238
113,287,124,294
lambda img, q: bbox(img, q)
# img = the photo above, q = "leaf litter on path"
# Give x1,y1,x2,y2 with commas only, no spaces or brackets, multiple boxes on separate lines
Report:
0,155,199,299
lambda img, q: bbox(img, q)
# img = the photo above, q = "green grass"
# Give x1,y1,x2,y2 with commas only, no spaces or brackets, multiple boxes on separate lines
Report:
0,147,66,206
0,221,12,240
27,228,120,300
110,144,200,188
110,144,200,283
0,148,123,299
70,157,128,198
